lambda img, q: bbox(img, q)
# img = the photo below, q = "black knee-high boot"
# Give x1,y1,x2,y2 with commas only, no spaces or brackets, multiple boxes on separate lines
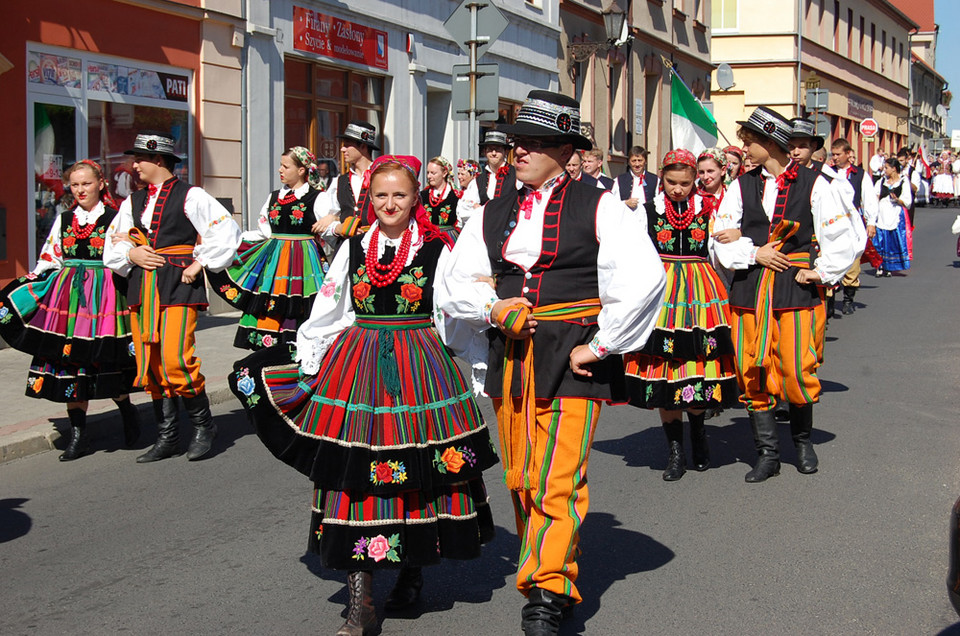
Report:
137,398,181,463
789,403,819,474
385,566,423,611
661,419,685,481
688,411,710,471
60,408,89,461
337,570,377,636
115,398,141,447
182,391,217,461
745,410,780,483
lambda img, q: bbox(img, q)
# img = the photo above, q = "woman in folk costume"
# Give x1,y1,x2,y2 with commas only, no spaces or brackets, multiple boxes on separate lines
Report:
623,149,740,481
229,155,497,636
209,147,330,350
697,147,729,229
0,160,139,460
723,145,744,186
873,157,913,276
456,158,480,193
419,155,460,240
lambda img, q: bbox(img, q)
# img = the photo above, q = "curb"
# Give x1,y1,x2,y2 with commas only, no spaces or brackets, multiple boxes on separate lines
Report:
0,385,236,465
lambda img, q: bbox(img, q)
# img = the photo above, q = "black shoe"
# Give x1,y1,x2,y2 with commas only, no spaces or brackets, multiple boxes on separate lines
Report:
59,408,89,461
183,392,217,461
689,411,710,471
661,419,685,481
841,286,856,315
521,588,569,636
115,398,141,447
137,398,181,463
789,403,819,474
745,410,780,483
385,566,423,611
338,571,378,636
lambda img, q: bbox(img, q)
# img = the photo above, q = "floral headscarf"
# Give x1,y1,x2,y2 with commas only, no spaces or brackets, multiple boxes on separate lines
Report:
430,156,458,191
661,148,697,170
288,146,323,190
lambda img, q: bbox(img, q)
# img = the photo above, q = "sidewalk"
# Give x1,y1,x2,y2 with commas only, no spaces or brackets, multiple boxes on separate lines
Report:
0,311,244,464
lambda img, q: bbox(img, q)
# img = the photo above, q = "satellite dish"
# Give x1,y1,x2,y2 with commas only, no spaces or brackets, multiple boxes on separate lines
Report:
937,104,948,118
716,63,735,91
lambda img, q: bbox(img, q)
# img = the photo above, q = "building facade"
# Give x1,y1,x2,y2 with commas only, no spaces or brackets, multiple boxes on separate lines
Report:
0,0,244,284
710,0,916,164
558,0,714,175
244,0,561,230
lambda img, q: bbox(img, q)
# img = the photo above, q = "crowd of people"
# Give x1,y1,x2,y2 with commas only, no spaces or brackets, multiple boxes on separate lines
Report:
0,87,933,635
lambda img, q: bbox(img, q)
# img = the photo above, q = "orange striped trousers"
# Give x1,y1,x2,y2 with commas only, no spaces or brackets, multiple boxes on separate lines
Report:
130,306,205,399
493,397,600,604
730,307,820,412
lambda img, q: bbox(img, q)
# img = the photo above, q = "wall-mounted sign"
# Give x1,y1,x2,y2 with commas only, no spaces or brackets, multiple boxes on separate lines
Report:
293,7,388,71
848,93,874,120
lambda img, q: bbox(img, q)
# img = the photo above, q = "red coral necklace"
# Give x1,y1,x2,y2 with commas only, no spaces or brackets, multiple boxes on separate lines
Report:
428,186,446,208
664,195,697,230
364,226,412,287
71,209,98,239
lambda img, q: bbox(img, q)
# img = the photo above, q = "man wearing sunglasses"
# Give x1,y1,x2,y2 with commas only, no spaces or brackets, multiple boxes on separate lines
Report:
438,90,665,635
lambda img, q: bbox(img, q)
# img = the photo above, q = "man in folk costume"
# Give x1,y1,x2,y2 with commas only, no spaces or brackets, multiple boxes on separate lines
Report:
104,131,241,462
316,120,379,241
458,130,519,224
438,91,665,635
828,137,878,315
713,107,860,482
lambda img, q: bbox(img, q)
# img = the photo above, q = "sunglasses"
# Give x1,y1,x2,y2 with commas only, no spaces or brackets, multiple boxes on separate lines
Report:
510,137,564,151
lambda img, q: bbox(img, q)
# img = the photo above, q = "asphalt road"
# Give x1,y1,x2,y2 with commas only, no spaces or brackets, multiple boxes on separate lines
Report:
2,207,960,635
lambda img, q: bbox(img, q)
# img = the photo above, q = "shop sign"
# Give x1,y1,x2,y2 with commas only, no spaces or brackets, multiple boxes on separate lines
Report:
848,93,874,120
28,52,189,102
293,7,388,71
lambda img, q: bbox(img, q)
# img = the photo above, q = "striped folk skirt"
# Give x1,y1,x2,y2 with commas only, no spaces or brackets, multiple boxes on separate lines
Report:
624,256,739,410
0,262,136,401
229,314,497,569
208,235,328,350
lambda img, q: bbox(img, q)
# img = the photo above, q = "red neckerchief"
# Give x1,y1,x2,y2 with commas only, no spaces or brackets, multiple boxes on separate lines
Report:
519,173,565,220
147,184,158,198
775,160,800,191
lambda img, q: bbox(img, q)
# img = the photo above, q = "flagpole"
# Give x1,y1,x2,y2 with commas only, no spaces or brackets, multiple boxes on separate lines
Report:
662,56,733,147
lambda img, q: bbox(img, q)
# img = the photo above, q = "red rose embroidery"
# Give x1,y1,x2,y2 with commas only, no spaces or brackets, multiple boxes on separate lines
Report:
690,228,706,241
62,236,76,248
656,230,673,244
89,236,105,248
353,281,371,301
400,284,422,303
292,209,304,219
374,462,393,483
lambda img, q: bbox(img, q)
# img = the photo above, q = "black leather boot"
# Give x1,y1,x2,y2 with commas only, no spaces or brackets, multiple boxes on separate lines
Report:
183,392,217,461
521,588,570,636
115,397,141,447
745,409,780,483
337,570,377,636
826,294,837,320
789,403,819,474
774,399,790,422
385,566,423,611
688,411,710,471
842,286,856,315
661,419,686,481
137,398,181,463
59,408,89,461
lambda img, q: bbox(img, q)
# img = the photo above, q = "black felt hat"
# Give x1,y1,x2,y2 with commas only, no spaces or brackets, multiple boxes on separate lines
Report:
789,118,825,151
736,106,793,152
337,120,380,151
124,131,182,163
499,90,592,151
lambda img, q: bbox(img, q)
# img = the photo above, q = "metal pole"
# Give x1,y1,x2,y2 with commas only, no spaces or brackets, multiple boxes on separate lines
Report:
469,2,478,160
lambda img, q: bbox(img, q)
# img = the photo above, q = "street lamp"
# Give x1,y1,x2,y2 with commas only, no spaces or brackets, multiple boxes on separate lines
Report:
568,7,627,63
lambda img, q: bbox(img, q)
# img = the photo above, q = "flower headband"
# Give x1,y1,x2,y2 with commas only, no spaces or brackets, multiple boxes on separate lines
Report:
288,146,323,190
457,159,480,178
661,148,697,170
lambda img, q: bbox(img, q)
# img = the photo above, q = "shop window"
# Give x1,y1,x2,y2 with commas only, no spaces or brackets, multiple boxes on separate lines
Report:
27,46,191,261
285,57,385,172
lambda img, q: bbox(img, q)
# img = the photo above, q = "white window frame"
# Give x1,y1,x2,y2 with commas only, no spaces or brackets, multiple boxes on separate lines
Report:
712,0,738,34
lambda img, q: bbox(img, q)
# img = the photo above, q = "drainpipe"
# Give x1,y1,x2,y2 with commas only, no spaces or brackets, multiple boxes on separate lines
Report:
240,0,249,230
796,0,803,115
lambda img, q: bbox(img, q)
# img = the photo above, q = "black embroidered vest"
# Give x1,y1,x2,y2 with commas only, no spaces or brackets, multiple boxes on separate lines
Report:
482,178,625,401
128,178,207,309
645,196,710,259
266,188,322,234
336,173,368,222
419,188,459,229
727,166,821,311
60,207,118,260
476,165,517,205
846,165,866,209
347,233,445,316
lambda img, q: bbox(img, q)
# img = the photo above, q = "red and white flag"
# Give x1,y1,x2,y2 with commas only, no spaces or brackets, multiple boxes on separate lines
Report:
917,143,932,179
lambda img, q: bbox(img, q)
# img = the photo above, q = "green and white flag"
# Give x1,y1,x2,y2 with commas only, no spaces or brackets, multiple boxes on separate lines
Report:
670,71,717,155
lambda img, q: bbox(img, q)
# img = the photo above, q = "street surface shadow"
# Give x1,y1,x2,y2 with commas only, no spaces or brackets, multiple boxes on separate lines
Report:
593,412,836,472
937,624,960,635
560,512,673,634
0,498,32,544
196,313,241,331
204,406,254,459
299,522,519,618
820,379,849,393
